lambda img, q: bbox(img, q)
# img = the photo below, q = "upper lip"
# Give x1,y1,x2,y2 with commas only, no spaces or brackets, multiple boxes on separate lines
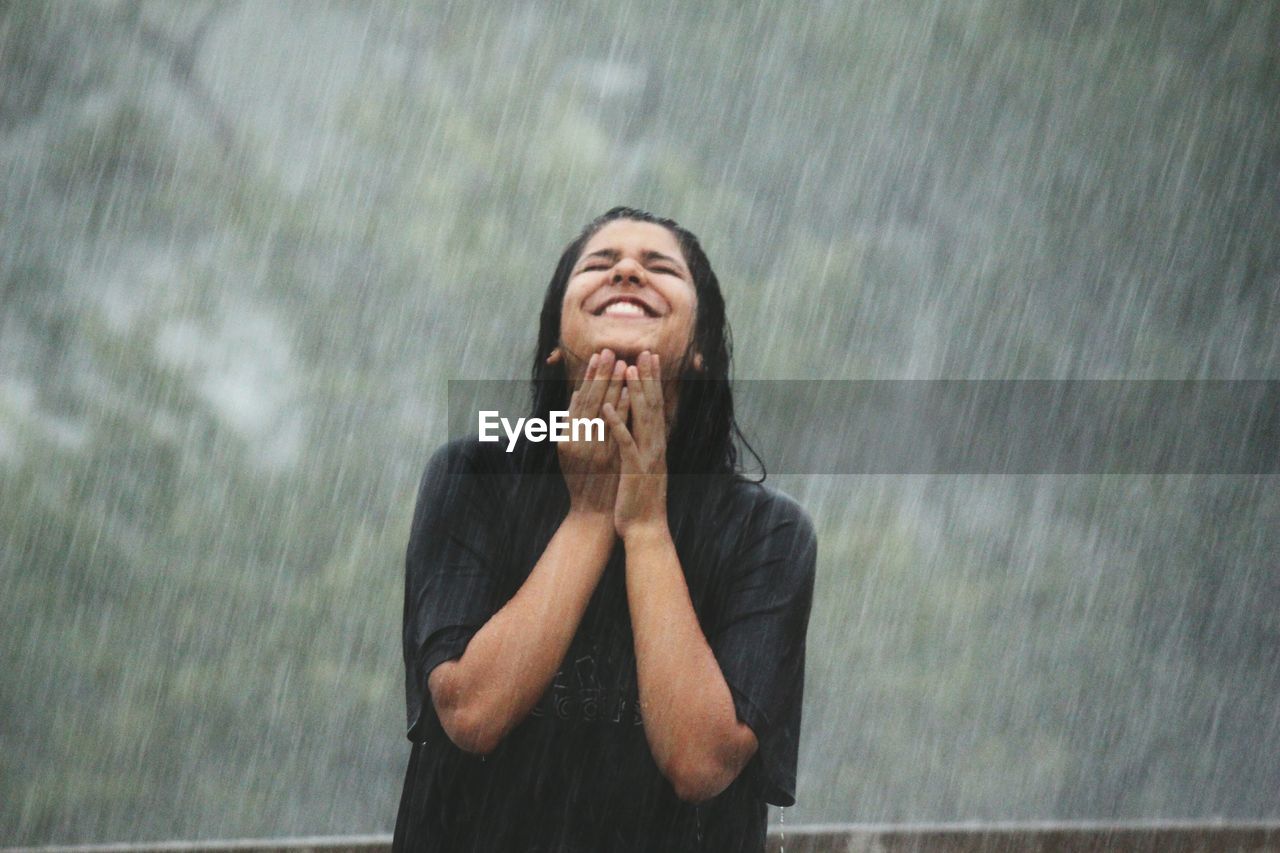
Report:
592,293,660,317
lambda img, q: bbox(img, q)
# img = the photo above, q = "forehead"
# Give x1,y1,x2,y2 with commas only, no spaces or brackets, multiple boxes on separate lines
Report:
579,219,686,264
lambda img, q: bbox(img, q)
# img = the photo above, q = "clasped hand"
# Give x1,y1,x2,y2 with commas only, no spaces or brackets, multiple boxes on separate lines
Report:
558,349,668,539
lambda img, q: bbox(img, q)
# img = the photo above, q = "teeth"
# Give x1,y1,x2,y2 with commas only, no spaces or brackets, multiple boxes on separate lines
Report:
602,301,647,317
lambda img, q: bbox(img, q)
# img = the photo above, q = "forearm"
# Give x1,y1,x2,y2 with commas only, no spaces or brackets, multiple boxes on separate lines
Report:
430,509,614,753
623,521,755,801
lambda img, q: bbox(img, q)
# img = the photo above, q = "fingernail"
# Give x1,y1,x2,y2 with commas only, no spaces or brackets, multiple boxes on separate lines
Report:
588,353,598,370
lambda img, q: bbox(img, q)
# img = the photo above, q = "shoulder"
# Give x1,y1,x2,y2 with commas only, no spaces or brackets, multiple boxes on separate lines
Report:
410,437,517,528
422,435,514,479
724,478,815,540
712,477,818,575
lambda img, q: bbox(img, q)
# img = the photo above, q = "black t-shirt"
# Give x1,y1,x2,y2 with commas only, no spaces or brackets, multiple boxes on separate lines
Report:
393,437,817,853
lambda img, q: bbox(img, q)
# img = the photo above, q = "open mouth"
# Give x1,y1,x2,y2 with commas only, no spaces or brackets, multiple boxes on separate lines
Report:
593,296,659,318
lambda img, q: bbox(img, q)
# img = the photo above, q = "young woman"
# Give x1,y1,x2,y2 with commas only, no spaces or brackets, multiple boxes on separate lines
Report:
393,208,817,852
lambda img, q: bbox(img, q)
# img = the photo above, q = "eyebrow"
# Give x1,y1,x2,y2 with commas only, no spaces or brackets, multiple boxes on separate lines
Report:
577,248,687,273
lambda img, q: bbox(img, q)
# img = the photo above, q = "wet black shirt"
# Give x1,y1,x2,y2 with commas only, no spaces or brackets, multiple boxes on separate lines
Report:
393,437,817,852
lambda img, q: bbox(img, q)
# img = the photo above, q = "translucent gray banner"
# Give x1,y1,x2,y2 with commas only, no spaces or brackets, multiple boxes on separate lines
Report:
447,380,1278,474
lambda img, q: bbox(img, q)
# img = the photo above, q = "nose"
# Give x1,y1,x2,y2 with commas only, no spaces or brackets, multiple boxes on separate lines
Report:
611,257,645,286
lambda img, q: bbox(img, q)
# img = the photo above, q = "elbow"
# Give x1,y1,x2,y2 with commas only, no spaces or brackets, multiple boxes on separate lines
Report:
440,706,502,755
428,661,503,756
669,773,720,804
665,721,759,804
666,755,732,804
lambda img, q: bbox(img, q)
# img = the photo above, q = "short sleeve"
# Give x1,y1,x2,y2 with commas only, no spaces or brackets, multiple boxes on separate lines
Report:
707,487,817,806
402,440,501,742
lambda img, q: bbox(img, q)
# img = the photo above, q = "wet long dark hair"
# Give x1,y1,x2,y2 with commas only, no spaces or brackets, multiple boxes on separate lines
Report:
527,206,762,480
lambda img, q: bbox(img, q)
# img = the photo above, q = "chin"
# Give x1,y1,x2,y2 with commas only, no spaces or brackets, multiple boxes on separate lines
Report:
593,338,657,361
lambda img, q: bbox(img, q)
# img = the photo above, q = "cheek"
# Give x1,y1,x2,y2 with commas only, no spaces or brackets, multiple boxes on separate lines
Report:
561,282,583,312
560,283,585,317
667,295,699,350
680,293,698,332
558,288,593,347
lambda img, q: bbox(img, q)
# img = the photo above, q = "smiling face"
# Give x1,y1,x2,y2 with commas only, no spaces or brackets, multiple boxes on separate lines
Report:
557,219,699,381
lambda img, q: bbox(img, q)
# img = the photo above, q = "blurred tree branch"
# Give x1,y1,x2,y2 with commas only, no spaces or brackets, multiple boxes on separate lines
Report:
121,0,241,157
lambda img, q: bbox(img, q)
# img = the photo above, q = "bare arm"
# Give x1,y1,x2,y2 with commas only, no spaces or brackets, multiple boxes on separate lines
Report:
602,352,757,802
428,509,615,753
428,350,630,754
623,521,758,803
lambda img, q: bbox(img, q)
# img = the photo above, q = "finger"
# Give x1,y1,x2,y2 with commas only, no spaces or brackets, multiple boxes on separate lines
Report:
614,386,631,436
650,353,667,431
602,358,626,413
570,352,597,410
581,349,615,412
625,365,656,436
639,351,662,409
593,362,625,459
602,402,640,460
625,364,645,406
622,366,647,446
